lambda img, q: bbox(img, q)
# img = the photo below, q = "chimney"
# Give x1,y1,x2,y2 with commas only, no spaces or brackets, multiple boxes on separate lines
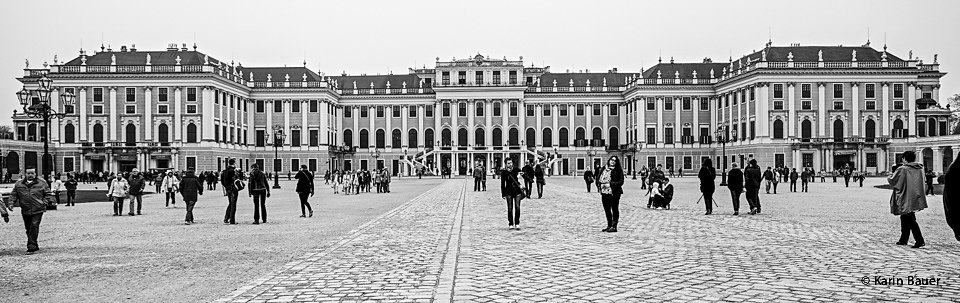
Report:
130,44,136,52
120,46,128,52
611,68,618,73
181,43,188,51
167,43,179,51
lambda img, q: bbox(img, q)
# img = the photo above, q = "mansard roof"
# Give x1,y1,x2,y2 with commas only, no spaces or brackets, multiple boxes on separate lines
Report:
63,50,212,66
757,45,904,63
334,74,424,89
537,72,639,87
241,67,323,82
641,62,728,79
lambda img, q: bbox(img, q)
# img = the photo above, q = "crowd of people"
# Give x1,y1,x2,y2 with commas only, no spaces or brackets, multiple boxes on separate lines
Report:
324,168,392,195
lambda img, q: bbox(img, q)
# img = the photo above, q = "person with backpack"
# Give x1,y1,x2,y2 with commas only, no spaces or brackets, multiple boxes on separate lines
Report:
221,159,241,225
64,175,79,206
161,170,179,208
108,174,130,216
247,164,271,224
295,165,314,218
178,170,203,224
727,163,744,216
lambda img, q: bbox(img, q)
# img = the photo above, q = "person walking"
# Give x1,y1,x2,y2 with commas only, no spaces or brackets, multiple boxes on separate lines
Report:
50,177,63,205
161,171,179,208
178,170,203,224
521,160,535,199
888,151,927,248
7,168,50,253
763,167,774,194
771,169,780,194
727,163,744,215
744,159,762,215
500,158,524,230
381,169,392,193
842,165,852,187
943,157,960,242
221,159,241,225
154,173,163,193
699,158,717,215
596,156,625,232
583,169,595,192
473,163,484,191
127,170,146,215
247,164,271,225
108,174,130,216
534,164,546,199
295,165,314,218
64,175,79,206
639,167,648,190
800,168,811,193
925,168,936,196
789,168,799,192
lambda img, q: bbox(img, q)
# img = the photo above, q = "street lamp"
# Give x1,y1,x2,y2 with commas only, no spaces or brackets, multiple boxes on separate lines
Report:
370,147,382,170
586,146,597,171
272,125,285,189
17,76,74,183
715,123,728,186
629,142,642,179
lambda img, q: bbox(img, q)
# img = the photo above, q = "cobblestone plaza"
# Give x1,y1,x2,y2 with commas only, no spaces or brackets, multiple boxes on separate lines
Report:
2,177,957,302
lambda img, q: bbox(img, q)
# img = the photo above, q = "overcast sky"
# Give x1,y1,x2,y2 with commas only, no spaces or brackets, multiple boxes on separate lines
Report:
1,0,958,126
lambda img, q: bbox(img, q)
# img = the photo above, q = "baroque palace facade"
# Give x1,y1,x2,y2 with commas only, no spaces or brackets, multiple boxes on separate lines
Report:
10,42,960,177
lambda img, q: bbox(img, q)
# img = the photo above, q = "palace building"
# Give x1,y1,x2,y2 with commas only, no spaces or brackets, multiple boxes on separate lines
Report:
10,41,960,177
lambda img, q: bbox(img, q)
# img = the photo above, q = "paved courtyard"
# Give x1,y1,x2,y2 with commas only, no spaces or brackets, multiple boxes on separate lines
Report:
214,176,960,302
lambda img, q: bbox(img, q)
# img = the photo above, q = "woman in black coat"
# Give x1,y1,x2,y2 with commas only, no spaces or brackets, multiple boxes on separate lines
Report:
178,170,203,224
295,165,315,218
727,163,745,215
699,158,717,215
500,158,524,230
595,156,625,232
583,170,595,192
944,157,960,241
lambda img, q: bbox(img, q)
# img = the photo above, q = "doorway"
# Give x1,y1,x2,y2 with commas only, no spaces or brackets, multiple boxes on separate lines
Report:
562,158,569,175
457,154,468,175
91,159,104,172
119,161,137,172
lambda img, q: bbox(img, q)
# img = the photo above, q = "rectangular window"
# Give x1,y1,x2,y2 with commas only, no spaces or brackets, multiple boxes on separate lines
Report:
186,104,197,114
664,98,674,111
393,105,400,117
833,101,844,110
458,103,467,117
442,71,450,85
125,105,136,114
475,71,483,85
64,104,75,114
493,102,501,116
309,130,319,146
93,88,104,102
802,84,812,99
577,104,585,115
409,105,417,117
833,83,843,99
256,100,265,112
186,157,196,171
750,121,756,140
426,105,434,117
773,100,784,110
158,88,168,102
609,105,618,115
866,153,878,167
664,128,674,143
492,71,500,85
802,153,814,168
801,100,812,110
592,104,601,115
646,100,655,111
92,105,105,114
894,84,904,99
361,106,369,118
476,102,484,116
749,88,755,101
292,100,301,112
155,104,168,114
682,97,692,110
309,100,319,112
274,101,282,113
291,159,300,172
125,88,136,102
290,130,301,147
377,106,385,118
509,70,517,84
458,71,466,85
509,102,518,116
773,84,784,99
699,98,709,110
543,105,551,116
775,154,785,168
442,103,450,117
343,106,352,118
187,88,197,101
894,100,904,110
559,105,568,116
646,127,656,143
865,84,876,99
309,159,318,172
526,105,535,116
865,100,876,110
683,156,692,170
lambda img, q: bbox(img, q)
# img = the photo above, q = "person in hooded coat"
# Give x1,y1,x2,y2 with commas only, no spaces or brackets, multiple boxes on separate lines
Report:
943,157,960,242
887,151,927,248
699,158,717,215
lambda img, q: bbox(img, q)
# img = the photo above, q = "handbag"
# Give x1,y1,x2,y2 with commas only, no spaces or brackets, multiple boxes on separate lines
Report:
234,178,245,191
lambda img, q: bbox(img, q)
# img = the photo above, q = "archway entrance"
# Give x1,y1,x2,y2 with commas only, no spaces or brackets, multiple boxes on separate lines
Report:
944,146,955,172
922,148,934,169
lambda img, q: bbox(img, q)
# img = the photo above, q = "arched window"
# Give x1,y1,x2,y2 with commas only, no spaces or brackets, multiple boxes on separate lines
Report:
391,129,401,148
525,128,536,148
576,127,586,140
893,118,904,138
441,128,452,146
425,128,434,148
542,128,552,147
408,129,418,148
27,124,37,141
592,127,602,141
458,128,468,147
343,129,353,147
492,128,502,147
508,128,519,147
928,118,937,137
559,128,569,147
475,128,485,147
801,119,812,142
609,127,619,149
93,123,104,144
773,119,784,139
125,123,137,146
158,123,170,146
5,151,19,174
376,129,386,148
833,119,844,142
186,123,197,143
865,119,876,142
359,129,369,148
63,124,76,143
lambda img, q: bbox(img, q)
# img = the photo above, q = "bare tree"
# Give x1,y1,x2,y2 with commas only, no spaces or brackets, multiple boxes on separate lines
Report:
949,93,960,135
0,125,11,140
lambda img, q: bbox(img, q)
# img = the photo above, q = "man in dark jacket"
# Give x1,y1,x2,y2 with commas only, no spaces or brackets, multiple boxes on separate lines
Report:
944,157,960,242
744,159,762,215
248,164,271,225
800,168,811,193
64,175,79,206
521,160,536,199
534,164,545,198
925,169,936,196
789,168,800,192
127,170,146,215
7,168,49,253
220,159,240,225
727,163,744,215
179,170,203,224
699,158,716,215
763,167,775,194
295,165,315,218
842,165,852,187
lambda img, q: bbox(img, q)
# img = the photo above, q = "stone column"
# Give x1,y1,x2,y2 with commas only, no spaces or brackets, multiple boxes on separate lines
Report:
51,89,60,142
675,98,682,144
568,104,575,146
302,100,309,146
908,83,917,138
79,87,88,141
851,83,860,137
934,147,944,173
109,87,117,141
196,87,207,141
144,88,153,141
247,100,255,145
266,100,273,144
619,104,626,146
535,104,542,147
818,83,826,137
485,100,493,147
882,83,891,137
788,83,797,138
386,104,393,148
284,100,291,146
368,105,374,148
759,85,770,138
434,102,441,148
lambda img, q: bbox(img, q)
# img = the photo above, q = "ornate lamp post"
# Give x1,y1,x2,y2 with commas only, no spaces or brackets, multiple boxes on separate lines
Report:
715,123,728,186
586,146,597,171
370,148,382,170
629,142,642,179
17,76,74,182
272,125,285,189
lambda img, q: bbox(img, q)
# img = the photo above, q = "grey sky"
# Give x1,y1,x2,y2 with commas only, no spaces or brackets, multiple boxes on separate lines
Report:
2,0,958,126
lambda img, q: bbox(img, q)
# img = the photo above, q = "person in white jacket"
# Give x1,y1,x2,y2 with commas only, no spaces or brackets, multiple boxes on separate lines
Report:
161,170,180,208
108,174,130,216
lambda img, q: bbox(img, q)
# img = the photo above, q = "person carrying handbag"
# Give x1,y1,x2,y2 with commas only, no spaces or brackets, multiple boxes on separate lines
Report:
500,158,524,230
108,174,131,216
